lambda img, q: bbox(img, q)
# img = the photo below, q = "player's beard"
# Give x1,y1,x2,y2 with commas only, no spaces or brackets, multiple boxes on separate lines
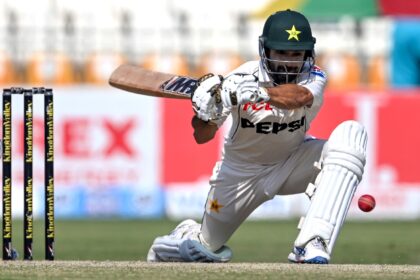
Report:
269,64,300,84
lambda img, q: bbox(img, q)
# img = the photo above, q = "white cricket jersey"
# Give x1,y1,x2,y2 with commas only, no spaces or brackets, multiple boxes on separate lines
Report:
218,60,327,169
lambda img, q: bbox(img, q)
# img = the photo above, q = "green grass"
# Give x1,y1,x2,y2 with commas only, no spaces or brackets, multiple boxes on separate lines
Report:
7,219,420,264
1,262,420,280
1,219,419,279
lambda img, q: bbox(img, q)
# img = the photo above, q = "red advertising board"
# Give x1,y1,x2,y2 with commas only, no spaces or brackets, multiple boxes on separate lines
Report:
162,90,420,219
163,91,420,185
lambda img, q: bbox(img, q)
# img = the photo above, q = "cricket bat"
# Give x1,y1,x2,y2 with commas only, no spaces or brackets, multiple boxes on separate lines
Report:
109,64,198,99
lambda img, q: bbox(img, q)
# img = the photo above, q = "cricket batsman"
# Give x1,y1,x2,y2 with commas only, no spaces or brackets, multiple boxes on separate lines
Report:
147,9,367,264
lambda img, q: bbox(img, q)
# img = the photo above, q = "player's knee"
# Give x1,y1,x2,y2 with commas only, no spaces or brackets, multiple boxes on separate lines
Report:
200,226,227,252
197,232,220,252
201,214,233,252
324,120,368,179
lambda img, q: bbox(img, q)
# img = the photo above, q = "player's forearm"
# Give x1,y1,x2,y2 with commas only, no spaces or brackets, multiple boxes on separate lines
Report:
265,84,313,109
191,116,218,144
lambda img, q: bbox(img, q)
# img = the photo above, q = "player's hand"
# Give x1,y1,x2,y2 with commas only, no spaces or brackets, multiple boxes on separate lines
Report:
191,73,223,125
220,74,269,108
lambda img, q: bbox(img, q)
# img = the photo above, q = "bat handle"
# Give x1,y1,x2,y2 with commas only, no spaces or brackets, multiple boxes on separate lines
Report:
214,87,238,108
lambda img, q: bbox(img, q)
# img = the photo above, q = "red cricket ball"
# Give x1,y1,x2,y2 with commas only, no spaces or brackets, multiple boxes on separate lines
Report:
358,194,376,212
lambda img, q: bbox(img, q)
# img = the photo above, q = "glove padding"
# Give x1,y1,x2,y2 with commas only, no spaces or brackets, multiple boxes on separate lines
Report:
191,74,223,125
220,73,269,108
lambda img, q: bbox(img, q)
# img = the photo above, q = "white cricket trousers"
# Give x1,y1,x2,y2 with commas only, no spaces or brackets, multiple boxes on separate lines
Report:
200,138,326,251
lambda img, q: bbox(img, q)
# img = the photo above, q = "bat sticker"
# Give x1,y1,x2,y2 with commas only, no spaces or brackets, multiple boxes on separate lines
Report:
161,76,198,97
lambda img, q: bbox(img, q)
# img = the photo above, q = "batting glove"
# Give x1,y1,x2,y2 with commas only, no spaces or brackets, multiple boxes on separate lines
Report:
191,73,224,125
220,73,269,108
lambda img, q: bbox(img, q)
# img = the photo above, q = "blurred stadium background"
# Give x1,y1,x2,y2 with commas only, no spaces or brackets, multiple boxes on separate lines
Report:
1,0,420,262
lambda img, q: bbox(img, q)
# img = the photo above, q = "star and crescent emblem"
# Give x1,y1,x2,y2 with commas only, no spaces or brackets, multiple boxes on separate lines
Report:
209,199,224,213
285,25,301,41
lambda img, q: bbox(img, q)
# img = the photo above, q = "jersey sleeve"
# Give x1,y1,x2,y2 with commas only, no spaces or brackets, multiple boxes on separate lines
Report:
300,65,327,109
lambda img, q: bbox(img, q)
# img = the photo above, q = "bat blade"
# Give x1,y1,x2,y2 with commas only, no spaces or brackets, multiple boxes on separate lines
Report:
109,64,198,99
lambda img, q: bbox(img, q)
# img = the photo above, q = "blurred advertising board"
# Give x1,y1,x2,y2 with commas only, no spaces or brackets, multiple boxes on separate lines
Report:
3,87,420,219
1,87,165,218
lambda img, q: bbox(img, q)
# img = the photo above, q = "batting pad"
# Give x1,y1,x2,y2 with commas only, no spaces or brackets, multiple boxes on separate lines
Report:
147,219,203,262
294,121,367,254
147,237,184,262
180,240,232,262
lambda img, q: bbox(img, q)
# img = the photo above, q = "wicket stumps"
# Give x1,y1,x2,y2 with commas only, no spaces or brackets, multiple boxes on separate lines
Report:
2,87,55,261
